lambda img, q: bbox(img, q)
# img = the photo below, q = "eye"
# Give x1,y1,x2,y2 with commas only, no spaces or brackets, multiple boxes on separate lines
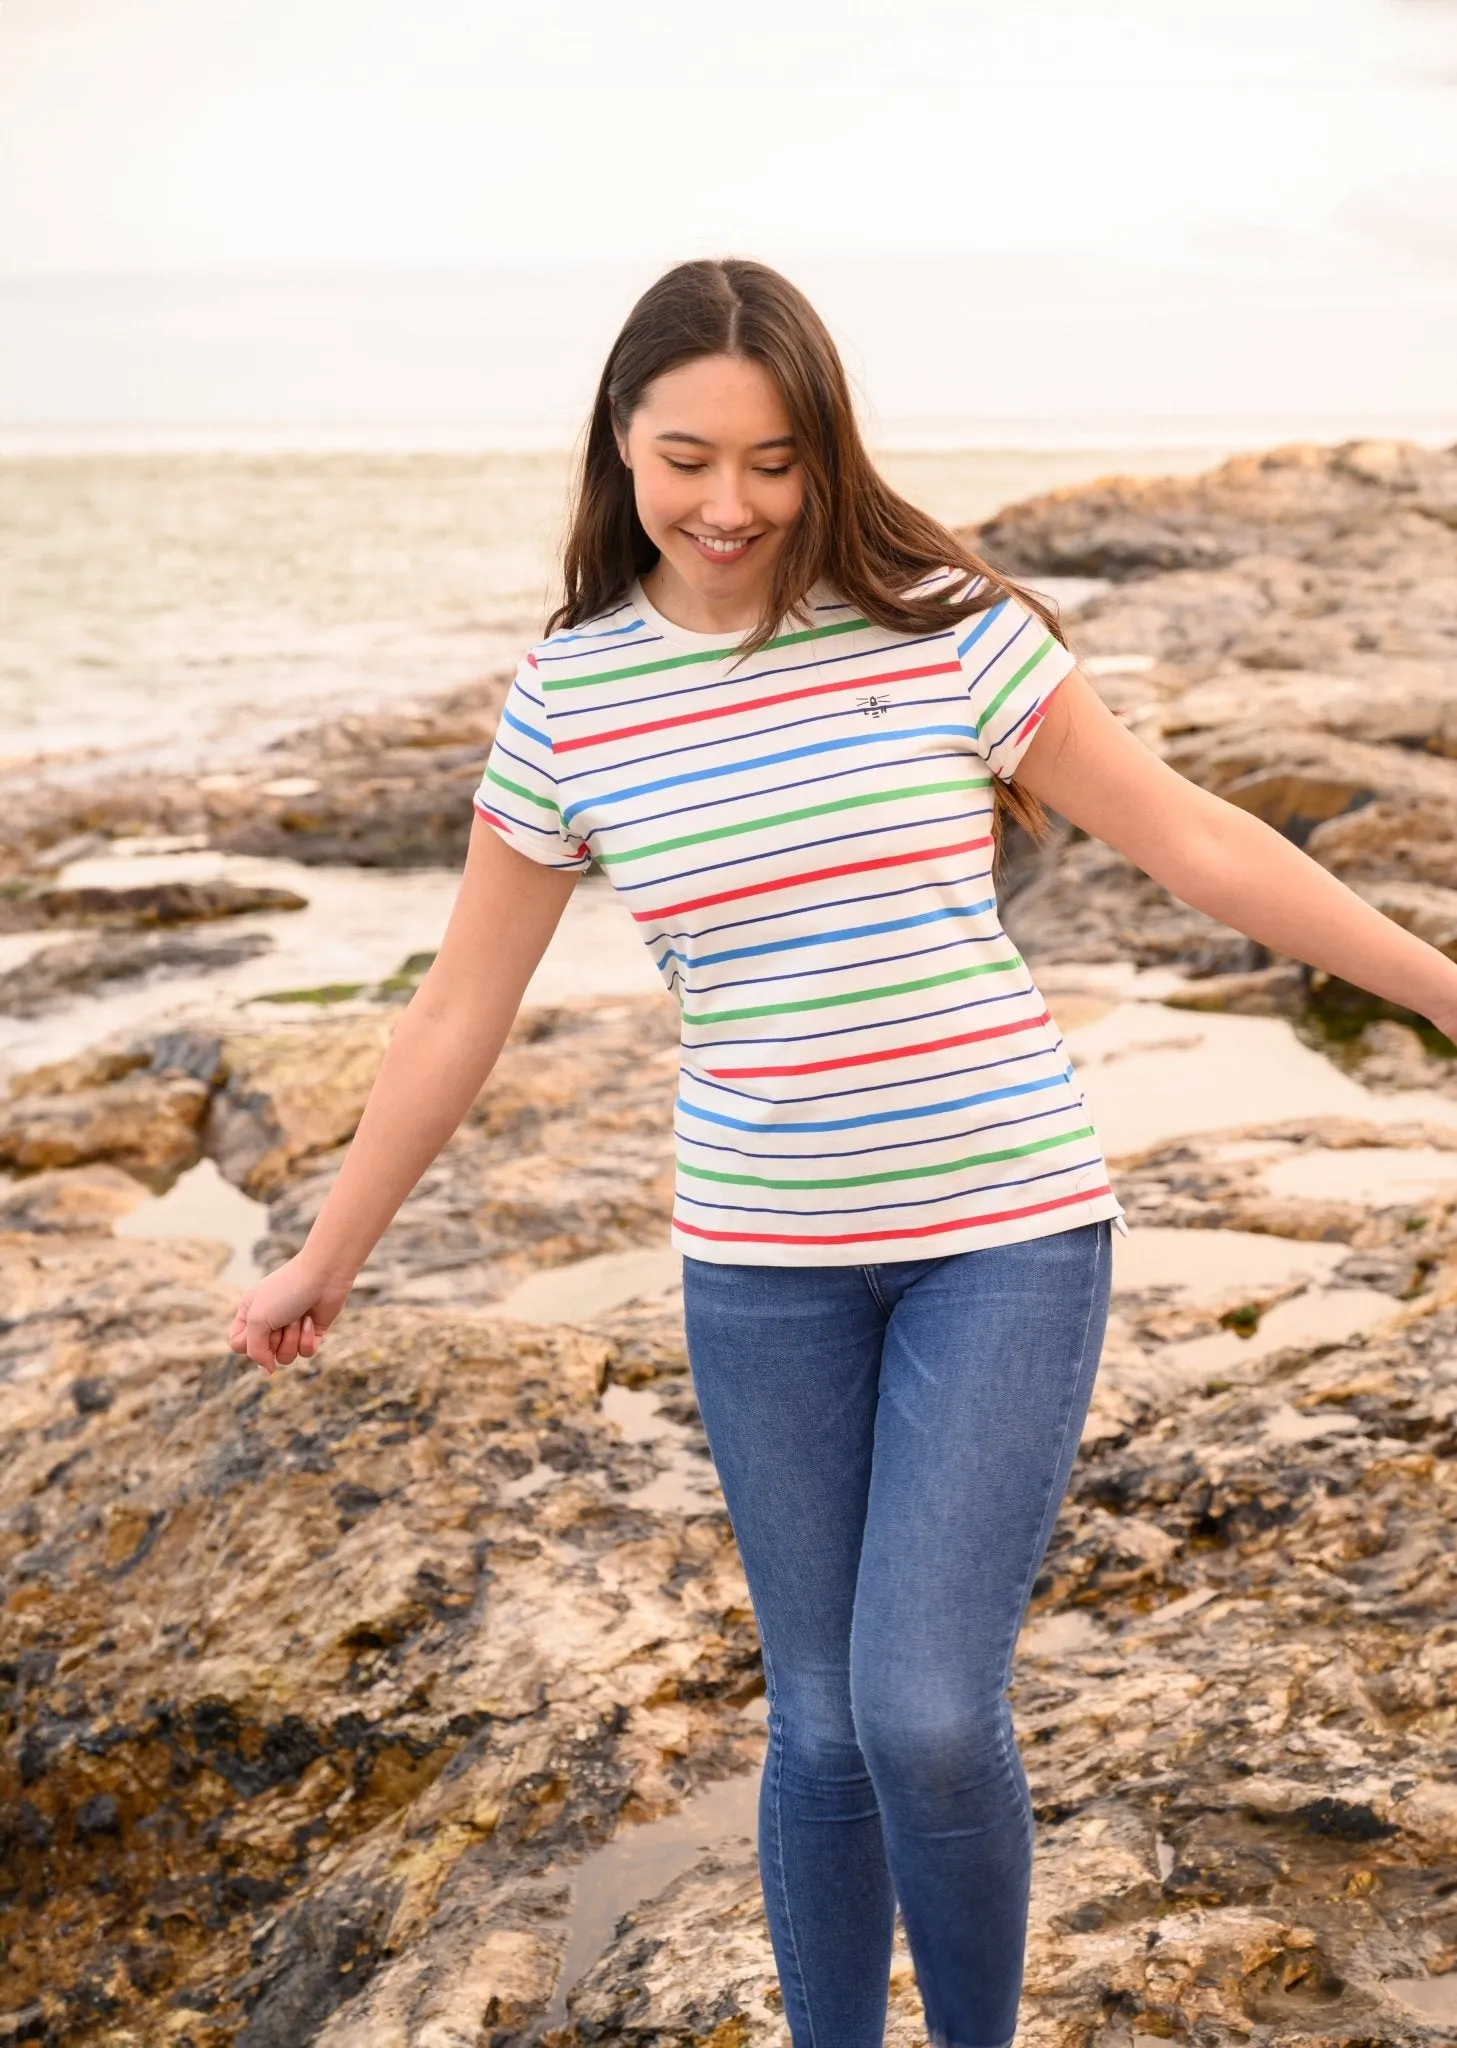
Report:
664,458,706,474
756,463,793,478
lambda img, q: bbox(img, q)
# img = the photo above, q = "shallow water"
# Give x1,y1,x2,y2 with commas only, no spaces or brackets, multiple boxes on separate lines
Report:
115,1156,268,1288
1111,1227,1350,1299
542,1755,763,2033
1385,1974,1457,2024
3,853,660,1082
1156,1285,1397,1383
1067,1002,1457,1159
1260,1145,1457,1207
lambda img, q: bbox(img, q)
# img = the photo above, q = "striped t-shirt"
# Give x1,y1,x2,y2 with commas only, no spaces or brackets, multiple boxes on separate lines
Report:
472,569,1124,1266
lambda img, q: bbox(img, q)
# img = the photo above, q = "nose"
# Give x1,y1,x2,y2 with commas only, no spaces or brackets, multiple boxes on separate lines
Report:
699,468,754,532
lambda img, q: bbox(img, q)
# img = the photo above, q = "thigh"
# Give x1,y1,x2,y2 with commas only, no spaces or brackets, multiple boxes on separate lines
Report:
681,1257,887,1685
853,1222,1113,1700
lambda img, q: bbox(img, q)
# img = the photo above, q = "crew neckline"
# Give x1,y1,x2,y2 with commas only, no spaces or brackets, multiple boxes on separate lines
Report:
629,575,765,651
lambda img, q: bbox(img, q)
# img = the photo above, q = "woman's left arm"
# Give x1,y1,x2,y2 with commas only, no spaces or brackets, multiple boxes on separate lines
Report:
1016,669,1457,1042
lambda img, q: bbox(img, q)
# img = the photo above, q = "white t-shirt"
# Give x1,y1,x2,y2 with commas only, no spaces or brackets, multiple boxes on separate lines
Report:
473,569,1124,1266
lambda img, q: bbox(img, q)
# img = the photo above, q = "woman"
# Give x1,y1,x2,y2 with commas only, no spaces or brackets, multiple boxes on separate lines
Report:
230,259,1457,2048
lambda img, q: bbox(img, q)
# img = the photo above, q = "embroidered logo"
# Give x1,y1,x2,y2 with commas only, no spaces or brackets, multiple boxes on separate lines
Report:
855,692,891,720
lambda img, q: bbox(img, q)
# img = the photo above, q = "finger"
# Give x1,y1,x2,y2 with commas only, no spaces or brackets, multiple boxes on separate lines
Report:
298,1315,320,1358
247,1318,279,1375
274,1321,302,1368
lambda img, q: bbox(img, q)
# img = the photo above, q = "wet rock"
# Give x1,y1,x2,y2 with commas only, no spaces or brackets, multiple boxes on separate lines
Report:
0,879,307,932
0,1257,758,2041
0,674,512,881
0,923,273,1017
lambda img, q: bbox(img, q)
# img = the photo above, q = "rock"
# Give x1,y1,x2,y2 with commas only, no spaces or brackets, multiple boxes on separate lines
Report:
205,1013,400,1197
0,923,273,1016
1306,798,1457,893
1163,964,1308,1017
0,879,307,933
1004,837,1260,973
974,439,1457,580
0,1068,210,1178
0,674,513,881
0,1163,150,1234
0,1257,758,2041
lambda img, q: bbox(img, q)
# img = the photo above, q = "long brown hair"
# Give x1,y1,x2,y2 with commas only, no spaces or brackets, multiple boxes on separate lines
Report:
551,257,1062,840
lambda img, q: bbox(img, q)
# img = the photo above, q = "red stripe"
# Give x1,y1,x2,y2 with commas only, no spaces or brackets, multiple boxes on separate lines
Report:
633,834,994,923
473,800,511,827
553,659,960,754
526,651,538,668
673,1185,1112,1249
702,1009,1050,1079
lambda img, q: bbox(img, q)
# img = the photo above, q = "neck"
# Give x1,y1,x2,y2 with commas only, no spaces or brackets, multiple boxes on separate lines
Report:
642,558,771,636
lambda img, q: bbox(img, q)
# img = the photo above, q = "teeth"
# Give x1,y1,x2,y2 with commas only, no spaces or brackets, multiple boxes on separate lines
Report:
694,535,753,553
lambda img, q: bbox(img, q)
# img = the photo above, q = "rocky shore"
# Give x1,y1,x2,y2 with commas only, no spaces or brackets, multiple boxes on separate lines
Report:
4,440,1457,2046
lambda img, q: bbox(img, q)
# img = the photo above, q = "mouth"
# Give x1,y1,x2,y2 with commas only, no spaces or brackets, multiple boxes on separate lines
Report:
682,530,761,565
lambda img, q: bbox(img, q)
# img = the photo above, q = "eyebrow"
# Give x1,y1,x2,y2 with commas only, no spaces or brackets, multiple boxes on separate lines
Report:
653,431,797,451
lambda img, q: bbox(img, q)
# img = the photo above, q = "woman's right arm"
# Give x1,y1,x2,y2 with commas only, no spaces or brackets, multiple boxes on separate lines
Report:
228,815,580,1375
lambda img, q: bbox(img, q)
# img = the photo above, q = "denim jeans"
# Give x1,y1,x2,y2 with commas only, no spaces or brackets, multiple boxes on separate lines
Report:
681,1221,1112,2048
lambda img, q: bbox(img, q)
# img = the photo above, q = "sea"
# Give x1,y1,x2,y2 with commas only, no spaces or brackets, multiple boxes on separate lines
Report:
0,443,1238,766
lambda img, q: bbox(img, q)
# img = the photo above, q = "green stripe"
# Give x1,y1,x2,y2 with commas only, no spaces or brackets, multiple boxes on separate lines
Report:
540,616,867,691
979,633,1057,730
682,953,1022,1027
595,777,991,869
679,1125,1093,1194
484,765,558,815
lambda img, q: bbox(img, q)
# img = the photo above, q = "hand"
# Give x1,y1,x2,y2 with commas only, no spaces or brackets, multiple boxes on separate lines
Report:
229,1254,352,1377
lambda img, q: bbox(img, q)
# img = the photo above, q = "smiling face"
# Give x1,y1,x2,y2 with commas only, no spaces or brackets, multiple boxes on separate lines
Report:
616,353,806,635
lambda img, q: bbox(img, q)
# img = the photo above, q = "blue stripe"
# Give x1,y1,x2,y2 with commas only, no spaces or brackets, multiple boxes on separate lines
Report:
561,724,977,826
555,688,970,793
537,629,663,663
675,1069,1069,1135
502,704,551,748
578,751,981,846
655,896,998,972
956,599,1009,659
676,1096,1075,1163
672,929,1009,1003
964,613,1037,720
655,865,995,951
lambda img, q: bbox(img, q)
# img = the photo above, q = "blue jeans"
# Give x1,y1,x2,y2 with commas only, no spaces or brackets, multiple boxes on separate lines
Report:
681,1221,1112,2048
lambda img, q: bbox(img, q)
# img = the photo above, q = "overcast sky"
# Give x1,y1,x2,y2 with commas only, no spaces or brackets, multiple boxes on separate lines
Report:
2,0,1455,438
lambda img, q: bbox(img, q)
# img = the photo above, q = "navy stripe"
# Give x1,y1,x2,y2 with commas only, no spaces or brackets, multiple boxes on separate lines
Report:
676,1153,1103,1220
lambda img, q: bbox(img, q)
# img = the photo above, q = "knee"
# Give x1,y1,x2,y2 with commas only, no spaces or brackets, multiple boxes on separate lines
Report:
851,1675,1013,1802
768,1674,865,1779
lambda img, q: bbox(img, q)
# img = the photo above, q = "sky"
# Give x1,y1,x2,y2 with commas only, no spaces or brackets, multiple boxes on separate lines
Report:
2,0,1456,441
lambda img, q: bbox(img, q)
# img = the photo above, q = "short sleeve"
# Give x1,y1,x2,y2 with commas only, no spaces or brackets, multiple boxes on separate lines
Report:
956,592,1076,782
472,657,593,873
